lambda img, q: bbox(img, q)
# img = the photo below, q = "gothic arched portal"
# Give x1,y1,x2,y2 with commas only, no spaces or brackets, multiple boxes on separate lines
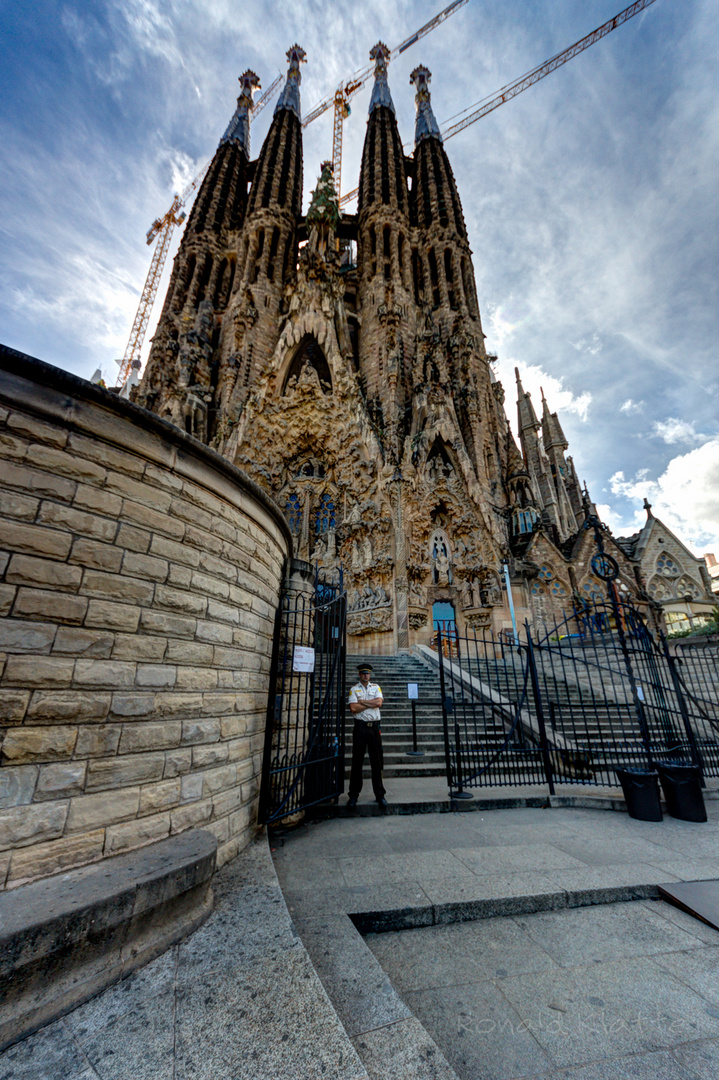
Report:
282,335,333,395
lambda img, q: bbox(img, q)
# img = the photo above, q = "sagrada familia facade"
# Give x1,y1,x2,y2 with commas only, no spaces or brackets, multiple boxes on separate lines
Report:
134,44,714,651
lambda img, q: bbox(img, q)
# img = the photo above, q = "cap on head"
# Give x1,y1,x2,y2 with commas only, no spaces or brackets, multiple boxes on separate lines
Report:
357,664,373,674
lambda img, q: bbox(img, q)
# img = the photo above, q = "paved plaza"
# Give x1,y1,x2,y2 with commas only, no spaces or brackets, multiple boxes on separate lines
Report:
2,789,719,1079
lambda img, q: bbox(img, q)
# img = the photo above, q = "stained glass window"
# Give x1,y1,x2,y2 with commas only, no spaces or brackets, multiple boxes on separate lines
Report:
316,494,335,534
286,493,301,533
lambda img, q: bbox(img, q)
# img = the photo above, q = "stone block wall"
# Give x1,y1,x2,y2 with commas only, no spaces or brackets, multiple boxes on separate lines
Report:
0,346,291,889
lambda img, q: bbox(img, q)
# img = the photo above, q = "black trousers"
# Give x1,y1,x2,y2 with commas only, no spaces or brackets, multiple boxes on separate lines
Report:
348,718,386,800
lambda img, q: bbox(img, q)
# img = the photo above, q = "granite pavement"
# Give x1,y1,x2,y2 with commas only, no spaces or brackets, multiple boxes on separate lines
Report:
3,781,719,1079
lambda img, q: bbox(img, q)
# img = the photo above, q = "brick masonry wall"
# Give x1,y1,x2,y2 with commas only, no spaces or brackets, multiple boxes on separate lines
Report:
0,347,291,889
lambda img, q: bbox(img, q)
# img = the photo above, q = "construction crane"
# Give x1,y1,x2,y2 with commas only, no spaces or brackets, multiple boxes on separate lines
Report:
442,0,657,141
302,0,468,198
117,4,466,385
339,0,658,206
116,73,282,386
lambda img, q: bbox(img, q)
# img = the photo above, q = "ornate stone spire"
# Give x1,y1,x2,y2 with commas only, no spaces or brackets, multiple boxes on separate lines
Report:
541,387,568,450
368,42,395,114
516,369,540,433
410,65,441,145
220,70,261,153
275,44,306,119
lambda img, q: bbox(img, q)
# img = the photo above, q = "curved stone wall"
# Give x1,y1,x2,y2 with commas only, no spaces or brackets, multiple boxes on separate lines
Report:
0,346,291,889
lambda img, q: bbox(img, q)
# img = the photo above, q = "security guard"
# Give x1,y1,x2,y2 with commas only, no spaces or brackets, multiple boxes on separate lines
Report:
347,663,387,810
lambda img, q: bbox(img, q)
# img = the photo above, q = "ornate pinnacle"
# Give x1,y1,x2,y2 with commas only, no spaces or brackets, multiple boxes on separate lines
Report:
220,69,261,152
410,65,442,145
275,44,306,120
369,41,395,115
239,70,261,107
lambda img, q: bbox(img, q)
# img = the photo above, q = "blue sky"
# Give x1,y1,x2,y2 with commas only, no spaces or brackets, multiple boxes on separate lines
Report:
1,0,717,556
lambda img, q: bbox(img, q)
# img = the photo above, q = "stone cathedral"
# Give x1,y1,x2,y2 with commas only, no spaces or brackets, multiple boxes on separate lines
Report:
134,45,714,651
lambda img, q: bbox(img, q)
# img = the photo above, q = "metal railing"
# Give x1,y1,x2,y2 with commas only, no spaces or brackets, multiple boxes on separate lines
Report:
259,568,346,823
435,602,719,796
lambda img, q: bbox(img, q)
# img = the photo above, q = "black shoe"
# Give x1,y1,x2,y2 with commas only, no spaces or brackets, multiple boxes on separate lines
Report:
347,797,358,809
376,797,388,811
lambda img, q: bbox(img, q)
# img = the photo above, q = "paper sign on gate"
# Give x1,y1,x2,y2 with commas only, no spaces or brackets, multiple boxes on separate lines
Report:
293,646,315,673
407,683,419,699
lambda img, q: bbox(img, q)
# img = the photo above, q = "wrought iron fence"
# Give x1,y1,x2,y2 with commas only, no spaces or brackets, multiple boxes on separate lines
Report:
259,567,346,824
436,600,719,796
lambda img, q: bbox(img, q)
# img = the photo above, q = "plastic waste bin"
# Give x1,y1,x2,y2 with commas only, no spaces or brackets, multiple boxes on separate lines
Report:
656,760,707,822
616,767,663,822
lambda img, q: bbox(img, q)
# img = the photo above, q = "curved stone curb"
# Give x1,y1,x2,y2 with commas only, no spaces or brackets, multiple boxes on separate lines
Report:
0,828,216,1050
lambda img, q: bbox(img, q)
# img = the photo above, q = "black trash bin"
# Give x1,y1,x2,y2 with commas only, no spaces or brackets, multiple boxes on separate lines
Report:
616,767,663,822
656,760,707,822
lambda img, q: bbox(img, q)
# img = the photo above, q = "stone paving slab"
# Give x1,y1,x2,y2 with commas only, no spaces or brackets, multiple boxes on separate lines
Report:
4,794,719,1080
364,901,719,1079
0,836,372,1080
272,800,719,1079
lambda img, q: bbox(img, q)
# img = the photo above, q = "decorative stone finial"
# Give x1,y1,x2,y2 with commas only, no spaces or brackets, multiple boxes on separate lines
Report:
643,497,653,517
275,44,306,120
410,65,441,145
369,42,395,115
307,161,341,236
220,70,261,152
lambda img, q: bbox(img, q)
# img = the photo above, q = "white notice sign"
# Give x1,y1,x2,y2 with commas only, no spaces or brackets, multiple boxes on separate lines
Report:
407,683,419,700
293,646,315,673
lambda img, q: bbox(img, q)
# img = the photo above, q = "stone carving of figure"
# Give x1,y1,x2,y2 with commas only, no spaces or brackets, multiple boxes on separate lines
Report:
487,577,502,605
471,579,484,608
348,503,362,526
351,540,362,572
409,580,427,607
362,536,373,569
436,549,450,586
312,535,327,561
459,578,473,609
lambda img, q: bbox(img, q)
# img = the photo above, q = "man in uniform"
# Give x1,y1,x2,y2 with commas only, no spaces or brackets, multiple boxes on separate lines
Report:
347,663,388,810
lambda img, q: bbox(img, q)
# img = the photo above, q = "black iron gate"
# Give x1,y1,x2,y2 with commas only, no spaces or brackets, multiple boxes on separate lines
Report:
437,599,719,796
258,566,347,824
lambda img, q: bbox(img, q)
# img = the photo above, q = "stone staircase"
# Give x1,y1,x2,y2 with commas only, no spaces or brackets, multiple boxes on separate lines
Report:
345,654,445,778
344,653,506,779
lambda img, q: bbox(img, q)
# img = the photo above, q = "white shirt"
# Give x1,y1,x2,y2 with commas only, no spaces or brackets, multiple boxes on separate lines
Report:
348,681,383,723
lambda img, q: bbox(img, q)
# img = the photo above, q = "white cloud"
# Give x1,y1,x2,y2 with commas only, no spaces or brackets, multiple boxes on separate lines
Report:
651,417,707,445
620,399,644,414
494,357,592,433
607,438,719,552
569,333,602,356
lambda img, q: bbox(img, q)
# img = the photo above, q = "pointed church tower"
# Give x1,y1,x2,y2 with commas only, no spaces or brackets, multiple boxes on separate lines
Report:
355,43,414,460
408,65,481,337
135,70,260,434
407,66,499,488
214,46,306,442
540,388,583,536
515,368,562,536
